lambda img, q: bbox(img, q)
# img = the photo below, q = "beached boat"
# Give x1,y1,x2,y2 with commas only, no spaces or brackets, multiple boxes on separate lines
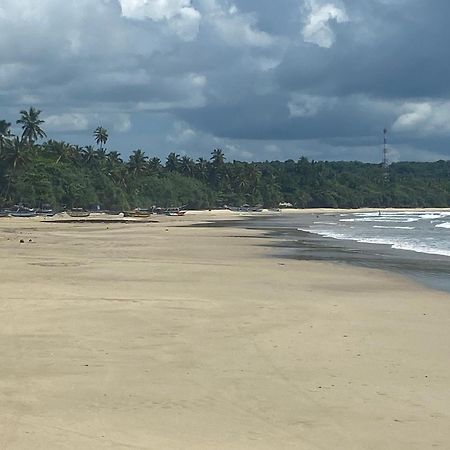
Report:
166,211,186,216
228,205,263,213
36,204,56,216
67,208,90,217
123,209,151,218
36,208,56,216
10,207,37,217
165,208,186,216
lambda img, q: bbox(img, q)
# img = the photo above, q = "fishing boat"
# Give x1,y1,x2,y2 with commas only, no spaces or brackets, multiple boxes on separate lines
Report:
123,209,151,218
36,208,56,216
67,208,90,217
165,208,187,216
36,204,56,216
10,207,37,217
228,205,263,213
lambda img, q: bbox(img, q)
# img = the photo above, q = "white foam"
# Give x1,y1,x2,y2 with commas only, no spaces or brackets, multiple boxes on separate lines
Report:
373,225,415,230
301,210,450,258
302,229,450,257
314,221,338,225
390,242,450,257
436,222,450,229
420,214,443,220
340,217,419,223
352,212,379,217
421,212,450,220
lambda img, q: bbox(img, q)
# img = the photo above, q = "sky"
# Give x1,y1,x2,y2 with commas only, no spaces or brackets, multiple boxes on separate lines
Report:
1,0,450,163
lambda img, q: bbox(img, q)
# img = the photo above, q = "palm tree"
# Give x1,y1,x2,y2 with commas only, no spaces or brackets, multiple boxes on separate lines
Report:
70,144,84,166
0,120,12,156
2,137,30,199
210,148,226,187
148,157,162,174
247,163,262,194
4,137,30,172
95,147,108,160
93,147,109,174
82,145,97,165
180,156,195,177
210,148,225,167
93,126,108,149
128,149,148,175
165,152,180,172
111,165,129,190
104,151,123,181
195,157,210,181
16,107,47,146
107,151,123,165
46,140,75,164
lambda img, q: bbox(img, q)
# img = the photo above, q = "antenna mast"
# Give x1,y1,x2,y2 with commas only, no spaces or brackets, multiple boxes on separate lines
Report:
383,128,388,168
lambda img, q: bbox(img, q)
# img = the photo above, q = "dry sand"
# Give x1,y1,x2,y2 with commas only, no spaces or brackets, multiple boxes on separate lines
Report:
0,211,449,449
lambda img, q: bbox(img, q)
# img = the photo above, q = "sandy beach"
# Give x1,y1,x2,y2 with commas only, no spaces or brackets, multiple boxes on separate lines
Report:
1,211,449,449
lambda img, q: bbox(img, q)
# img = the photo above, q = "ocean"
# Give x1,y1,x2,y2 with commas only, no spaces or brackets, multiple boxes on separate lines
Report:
246,210,450,294
301,210,450,257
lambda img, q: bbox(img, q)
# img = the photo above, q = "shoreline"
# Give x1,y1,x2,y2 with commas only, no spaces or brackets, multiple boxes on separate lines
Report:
1,211,450,448
221,211,450,294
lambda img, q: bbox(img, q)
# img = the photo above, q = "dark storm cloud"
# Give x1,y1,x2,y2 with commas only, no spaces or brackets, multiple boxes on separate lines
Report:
0,0,449,161
276,0,450,99
180,93,397,140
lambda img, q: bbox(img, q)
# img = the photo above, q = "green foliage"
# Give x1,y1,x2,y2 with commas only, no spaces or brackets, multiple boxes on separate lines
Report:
1,110,449,209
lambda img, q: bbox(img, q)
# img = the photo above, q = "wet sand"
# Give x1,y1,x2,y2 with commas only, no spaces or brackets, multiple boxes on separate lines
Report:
1,211,450,449
241,212,450,294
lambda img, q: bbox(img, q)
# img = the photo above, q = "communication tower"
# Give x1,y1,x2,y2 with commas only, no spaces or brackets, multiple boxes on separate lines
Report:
382,128,390,181
383,128,389,168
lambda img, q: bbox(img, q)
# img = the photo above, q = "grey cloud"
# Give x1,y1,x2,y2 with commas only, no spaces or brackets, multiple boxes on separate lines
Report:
0,0,449,162
277,0,450,99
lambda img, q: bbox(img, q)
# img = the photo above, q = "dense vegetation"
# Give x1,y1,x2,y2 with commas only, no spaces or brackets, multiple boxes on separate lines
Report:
1,109,449,210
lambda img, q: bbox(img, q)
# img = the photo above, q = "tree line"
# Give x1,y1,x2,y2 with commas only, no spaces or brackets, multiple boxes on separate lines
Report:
1,108,449,210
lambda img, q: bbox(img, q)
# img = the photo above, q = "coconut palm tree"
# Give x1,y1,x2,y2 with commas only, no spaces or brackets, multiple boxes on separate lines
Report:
105,151,123,181
95,147,107,160
128,149,148,175
2,137,30,199
93,126,108,149
0,120,12,156
165,152,180,172
195,157,210,181
16,107,47,145
82,145,97,165
210,148,225,167
210,148,226,187
107,151,123,165
46,140,75,165
4,137,30,172
247,163,262,194
180,156,195,177
148,157,162,174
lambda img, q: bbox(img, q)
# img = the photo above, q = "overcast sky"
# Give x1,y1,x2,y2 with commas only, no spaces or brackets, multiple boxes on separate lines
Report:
1,0,449,162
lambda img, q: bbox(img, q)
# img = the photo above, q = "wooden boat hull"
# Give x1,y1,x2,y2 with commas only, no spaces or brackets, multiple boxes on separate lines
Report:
123,211,151,218
67,211,90,217
10,213,37,217
10,209,37,217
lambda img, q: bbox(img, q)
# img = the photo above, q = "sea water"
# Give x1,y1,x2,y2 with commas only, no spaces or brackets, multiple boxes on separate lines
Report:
300,211,450,257
246,210,450,293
